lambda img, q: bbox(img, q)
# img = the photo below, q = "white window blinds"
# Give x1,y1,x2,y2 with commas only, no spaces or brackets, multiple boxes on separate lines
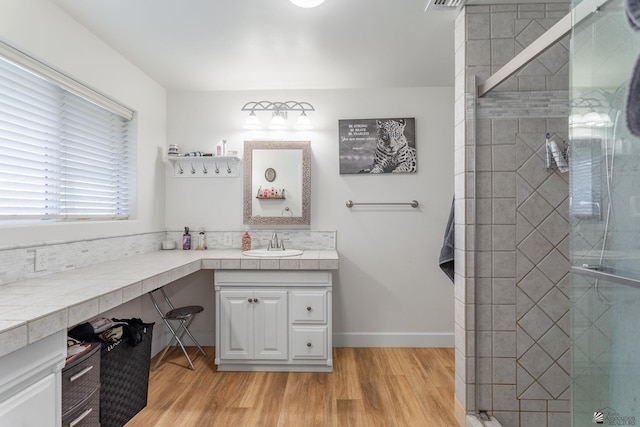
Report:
0,47,135,220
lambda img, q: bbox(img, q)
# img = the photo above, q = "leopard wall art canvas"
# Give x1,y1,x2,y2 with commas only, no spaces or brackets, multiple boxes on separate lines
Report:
338,118,416,174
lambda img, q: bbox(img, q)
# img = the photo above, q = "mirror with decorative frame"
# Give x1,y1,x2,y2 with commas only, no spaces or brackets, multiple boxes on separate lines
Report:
243,140,311,225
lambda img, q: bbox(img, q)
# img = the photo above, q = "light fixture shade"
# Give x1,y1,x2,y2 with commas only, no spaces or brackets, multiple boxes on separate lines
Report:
269,112,287,130
599,113,613,127
289,0,326,8
583,111,602,126
243,111,261,130
568,113,584,128
295,111,313,130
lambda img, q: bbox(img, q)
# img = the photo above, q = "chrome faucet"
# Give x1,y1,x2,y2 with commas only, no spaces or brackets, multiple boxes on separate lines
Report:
270,232,280,250
268,232,285,250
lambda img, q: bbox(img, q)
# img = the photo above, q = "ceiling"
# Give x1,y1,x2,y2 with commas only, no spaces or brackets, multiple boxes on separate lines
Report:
49,0,457,91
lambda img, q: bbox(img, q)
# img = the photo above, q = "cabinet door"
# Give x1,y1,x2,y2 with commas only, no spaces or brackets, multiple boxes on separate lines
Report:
219,290,253,360
253,291,288,360
0,373,57,427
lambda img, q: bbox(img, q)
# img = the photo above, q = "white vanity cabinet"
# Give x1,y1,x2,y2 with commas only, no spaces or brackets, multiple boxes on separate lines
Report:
215,270,332,372
0,330,66,427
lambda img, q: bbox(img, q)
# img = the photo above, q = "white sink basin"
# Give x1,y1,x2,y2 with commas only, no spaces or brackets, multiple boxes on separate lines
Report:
242,249,303,257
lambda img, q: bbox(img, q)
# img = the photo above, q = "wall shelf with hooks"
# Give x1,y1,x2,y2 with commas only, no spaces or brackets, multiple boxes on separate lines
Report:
166,156,240,178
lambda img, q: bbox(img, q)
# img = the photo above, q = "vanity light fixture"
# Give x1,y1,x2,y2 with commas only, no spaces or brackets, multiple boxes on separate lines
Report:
569,96,615,129
241,100,315,131
568,112,613,128
289,0,326,8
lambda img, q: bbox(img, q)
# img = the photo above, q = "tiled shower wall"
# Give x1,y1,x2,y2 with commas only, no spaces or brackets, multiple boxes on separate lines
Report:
454,3,571,426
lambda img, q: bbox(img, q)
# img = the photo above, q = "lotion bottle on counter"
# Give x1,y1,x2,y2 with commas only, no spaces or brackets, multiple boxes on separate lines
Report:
242,230,251,251
183,227,192,250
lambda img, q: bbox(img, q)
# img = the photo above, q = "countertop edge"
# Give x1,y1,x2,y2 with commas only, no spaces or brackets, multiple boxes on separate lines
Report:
0,249,339,358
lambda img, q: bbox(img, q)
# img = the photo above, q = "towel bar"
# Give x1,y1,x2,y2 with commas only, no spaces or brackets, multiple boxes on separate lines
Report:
345,200,419,208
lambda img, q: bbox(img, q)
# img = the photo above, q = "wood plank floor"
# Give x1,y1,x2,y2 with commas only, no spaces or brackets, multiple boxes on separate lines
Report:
125,346,457,427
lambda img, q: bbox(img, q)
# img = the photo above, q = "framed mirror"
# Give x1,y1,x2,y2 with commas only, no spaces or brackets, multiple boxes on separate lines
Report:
243,140,311,225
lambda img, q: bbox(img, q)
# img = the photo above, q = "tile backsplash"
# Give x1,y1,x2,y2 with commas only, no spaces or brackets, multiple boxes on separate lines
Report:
0,232,165,286
164,230,337,252
0,230,337,286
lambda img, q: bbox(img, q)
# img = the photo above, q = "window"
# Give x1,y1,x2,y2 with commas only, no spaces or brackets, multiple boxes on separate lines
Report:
0,43,135,220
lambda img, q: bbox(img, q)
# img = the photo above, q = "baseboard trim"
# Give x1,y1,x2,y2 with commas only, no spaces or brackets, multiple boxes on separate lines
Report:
332,332,454,347
151,330,215,357
455,397,466,427
466,415,502,427
153,331,454,355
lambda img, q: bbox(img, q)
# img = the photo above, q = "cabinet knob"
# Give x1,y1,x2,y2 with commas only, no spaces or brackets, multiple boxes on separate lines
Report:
248,298,253,303
306,306,312,312
307,342,312,348
254,298,258,303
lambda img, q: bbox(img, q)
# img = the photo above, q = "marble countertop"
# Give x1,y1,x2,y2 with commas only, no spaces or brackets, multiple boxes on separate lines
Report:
0,249,339,358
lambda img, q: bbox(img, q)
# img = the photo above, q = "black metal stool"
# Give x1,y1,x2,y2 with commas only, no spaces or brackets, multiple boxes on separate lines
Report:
148,288,206,370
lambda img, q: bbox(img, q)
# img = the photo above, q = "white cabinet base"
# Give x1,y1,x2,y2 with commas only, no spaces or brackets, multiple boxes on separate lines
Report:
0,374,57,426
215,270,333,373
0,330,66,427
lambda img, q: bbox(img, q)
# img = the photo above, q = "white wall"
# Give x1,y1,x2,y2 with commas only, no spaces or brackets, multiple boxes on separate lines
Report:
0,0,167,247
0,1,168,353
167,88,456,346
0,1,455,348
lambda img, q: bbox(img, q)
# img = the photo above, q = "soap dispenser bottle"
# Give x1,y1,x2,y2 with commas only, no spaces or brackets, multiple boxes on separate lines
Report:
182,227,192,250
242,230,251,251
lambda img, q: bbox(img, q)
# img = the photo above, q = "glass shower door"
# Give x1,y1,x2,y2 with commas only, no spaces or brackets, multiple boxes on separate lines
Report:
571,269,640,425
571,0,640,424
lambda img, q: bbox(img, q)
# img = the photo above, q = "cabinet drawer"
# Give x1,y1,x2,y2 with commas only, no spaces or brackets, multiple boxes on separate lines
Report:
291,291,327,323
62,386,100,427
291,327,328,359
62,344,100,413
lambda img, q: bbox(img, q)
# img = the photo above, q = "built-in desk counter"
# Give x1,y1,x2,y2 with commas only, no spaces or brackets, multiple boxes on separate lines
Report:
0,249,339,359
